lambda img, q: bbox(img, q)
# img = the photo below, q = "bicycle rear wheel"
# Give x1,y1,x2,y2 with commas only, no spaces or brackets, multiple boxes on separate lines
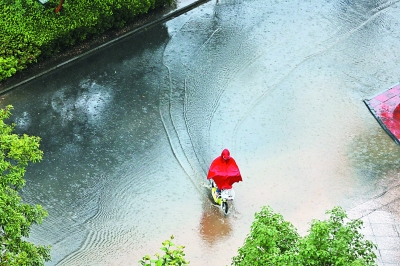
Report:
222,201,228,214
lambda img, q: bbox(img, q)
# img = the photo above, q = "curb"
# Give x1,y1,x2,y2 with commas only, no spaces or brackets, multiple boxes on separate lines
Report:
0,0,209,95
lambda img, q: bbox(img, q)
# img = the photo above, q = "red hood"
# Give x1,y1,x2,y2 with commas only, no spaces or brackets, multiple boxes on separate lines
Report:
207,149,242,189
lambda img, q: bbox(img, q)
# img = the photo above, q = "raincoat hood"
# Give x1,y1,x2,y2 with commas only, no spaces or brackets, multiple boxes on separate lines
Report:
221,149,231,160
207,149,242,189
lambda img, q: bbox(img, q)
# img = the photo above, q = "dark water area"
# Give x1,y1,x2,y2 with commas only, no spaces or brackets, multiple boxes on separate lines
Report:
1,0,400,265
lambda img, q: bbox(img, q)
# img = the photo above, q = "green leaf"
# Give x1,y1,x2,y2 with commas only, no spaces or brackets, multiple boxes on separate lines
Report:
0,105,50,265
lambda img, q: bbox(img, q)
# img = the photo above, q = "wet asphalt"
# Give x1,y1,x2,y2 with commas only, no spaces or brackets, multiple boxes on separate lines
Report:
1,0,400,265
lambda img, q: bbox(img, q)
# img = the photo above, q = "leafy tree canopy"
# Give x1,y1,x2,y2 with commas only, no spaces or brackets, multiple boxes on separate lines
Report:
0,105,51,265
232,206,377,266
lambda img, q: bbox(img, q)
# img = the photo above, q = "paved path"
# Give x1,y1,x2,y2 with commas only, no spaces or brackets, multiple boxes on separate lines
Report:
347,181,400,265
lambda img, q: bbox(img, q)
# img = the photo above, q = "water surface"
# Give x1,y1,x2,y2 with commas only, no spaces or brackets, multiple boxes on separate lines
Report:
1,0,400,265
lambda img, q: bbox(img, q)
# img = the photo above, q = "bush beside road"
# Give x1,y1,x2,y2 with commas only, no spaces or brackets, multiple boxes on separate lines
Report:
0,0,173,82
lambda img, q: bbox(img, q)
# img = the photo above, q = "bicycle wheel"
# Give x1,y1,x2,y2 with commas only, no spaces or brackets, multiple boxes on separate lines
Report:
222,201,228,214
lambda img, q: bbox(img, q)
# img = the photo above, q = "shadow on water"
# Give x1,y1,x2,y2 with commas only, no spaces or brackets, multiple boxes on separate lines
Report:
199,202,233,244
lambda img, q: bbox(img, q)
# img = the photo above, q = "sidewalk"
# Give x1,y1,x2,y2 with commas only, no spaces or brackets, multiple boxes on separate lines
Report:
347,181,400,265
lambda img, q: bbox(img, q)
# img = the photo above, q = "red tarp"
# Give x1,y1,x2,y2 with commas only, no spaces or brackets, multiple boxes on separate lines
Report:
207,149,242,190
364,83,400,145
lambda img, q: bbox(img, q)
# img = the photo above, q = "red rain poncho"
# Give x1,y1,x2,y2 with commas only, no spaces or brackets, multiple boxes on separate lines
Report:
207,149,242,189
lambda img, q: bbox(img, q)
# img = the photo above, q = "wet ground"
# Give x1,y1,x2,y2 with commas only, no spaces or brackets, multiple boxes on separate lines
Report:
1,0,400,265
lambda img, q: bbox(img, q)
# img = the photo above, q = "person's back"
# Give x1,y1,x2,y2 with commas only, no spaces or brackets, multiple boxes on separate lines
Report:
207,149,242,196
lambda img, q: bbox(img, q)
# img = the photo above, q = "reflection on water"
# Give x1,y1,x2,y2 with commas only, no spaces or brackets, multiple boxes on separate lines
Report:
199,203,232,244
0,0,400,265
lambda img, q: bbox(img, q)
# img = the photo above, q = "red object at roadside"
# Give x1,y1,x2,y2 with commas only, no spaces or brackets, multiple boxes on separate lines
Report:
207,149,242,189
55,0,64,13
364,83,400,145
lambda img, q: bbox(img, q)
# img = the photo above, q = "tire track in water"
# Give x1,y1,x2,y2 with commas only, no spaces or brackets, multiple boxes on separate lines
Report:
159,13,225,195
159,0,254,178
188,27,224,153
183,77,210,176
182,1,259,155
194,1,285,152
159,62,207,194
160,16,205,190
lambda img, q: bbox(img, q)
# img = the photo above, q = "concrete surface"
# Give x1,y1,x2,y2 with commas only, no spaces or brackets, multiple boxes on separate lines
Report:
347,180,400,265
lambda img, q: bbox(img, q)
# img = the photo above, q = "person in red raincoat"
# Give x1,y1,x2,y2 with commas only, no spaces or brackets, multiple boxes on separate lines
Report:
207,149,242,197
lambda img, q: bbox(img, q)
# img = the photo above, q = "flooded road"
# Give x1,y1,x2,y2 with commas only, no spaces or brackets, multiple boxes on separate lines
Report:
1,0,400,265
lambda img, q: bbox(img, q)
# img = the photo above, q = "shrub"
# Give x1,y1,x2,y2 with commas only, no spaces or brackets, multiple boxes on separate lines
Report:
139,235,189,266
232,206,377,266
232,206,300,265
0,0,175,82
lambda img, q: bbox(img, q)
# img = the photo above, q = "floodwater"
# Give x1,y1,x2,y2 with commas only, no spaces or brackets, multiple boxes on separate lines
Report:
1,0,400,265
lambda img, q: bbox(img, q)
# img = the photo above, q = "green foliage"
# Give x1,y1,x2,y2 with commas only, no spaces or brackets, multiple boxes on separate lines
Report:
232,206,377,266
232,206,300,265
297,206,377,265
0,0,175,82
0,57,18,81
0,105,51,265
139,235,189,266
